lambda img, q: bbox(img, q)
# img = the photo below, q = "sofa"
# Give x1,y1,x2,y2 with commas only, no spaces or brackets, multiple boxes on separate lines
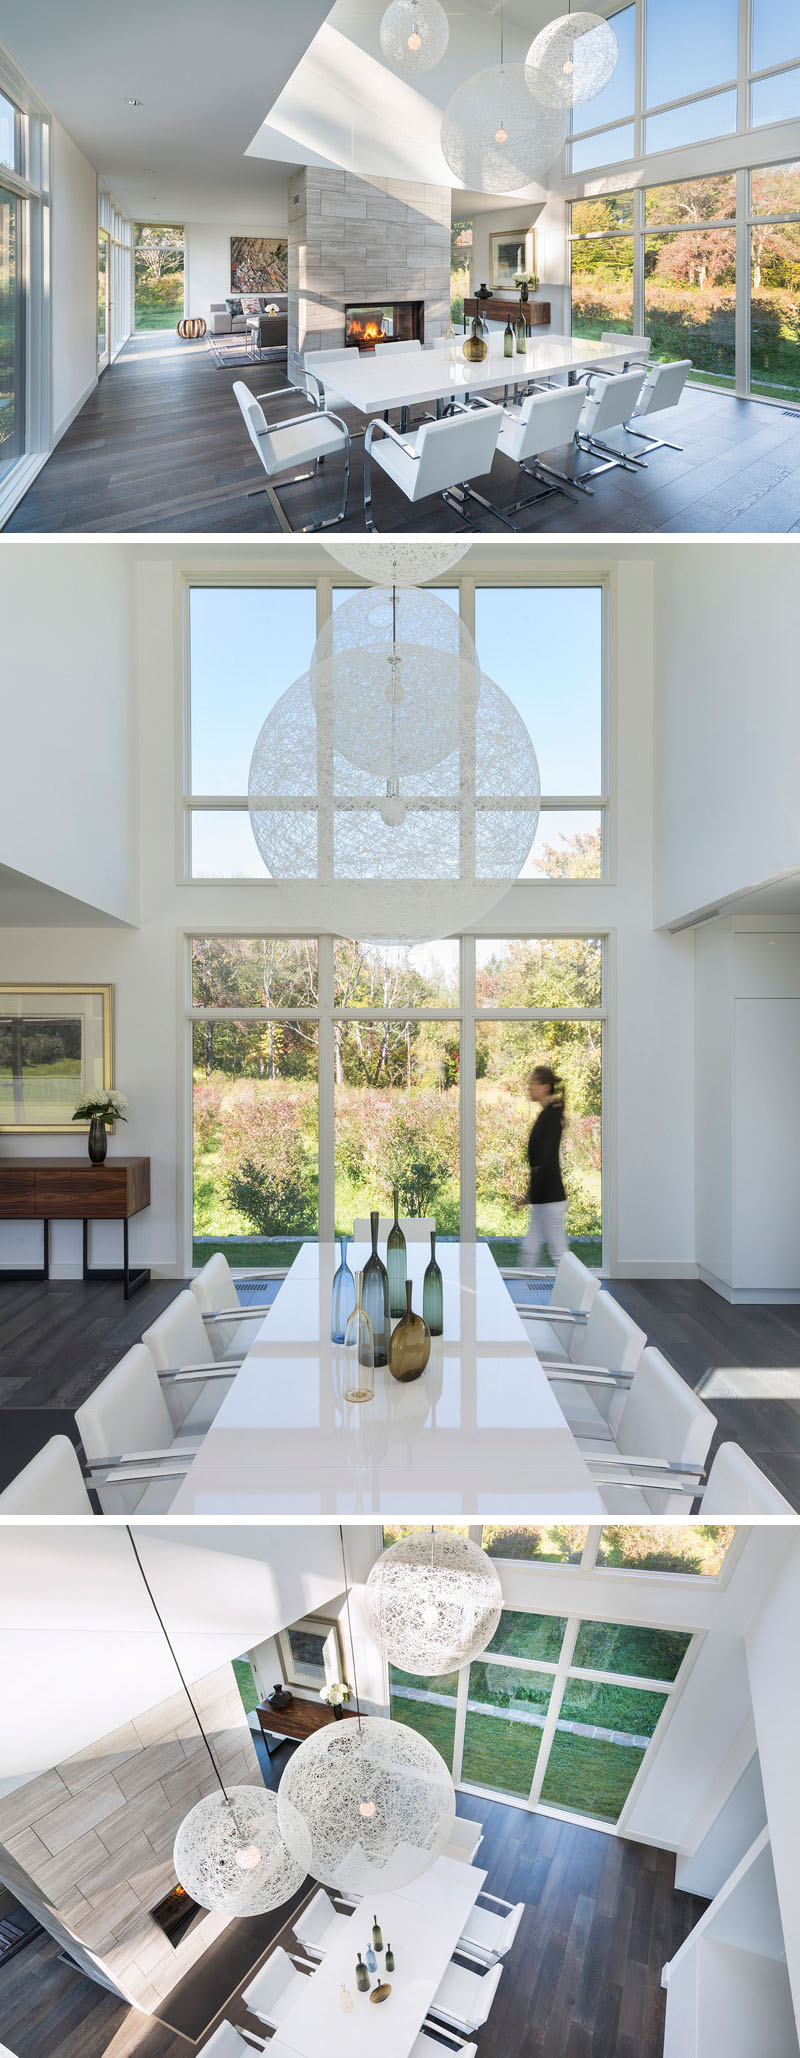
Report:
210,291,288,338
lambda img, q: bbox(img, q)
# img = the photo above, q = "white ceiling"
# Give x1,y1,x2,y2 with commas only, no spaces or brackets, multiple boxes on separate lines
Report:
0,862,131,928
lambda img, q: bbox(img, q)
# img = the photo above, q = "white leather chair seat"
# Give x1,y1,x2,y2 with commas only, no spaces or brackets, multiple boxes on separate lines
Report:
551,1382,610,1440
460,1902,524,1958
368,423,428,491
0,1436,93,1514
260,413,346,474
429,1959,503,2032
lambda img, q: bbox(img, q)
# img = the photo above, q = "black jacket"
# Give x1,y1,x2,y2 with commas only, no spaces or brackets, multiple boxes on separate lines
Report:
526,1101,565,1205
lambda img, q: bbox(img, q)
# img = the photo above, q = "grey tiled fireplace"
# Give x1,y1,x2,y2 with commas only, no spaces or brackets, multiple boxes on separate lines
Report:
287,167,450,384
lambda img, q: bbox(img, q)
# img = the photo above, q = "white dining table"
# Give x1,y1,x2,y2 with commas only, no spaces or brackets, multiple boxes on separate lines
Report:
170,1241,604,1517
317,332,629,421
272,1855,486,2058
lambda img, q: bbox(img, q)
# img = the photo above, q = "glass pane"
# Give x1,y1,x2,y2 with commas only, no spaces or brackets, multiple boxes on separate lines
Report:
462,1660,553,1796
558,1676,667,1739
98,232,107,360
573,1620,692,1682
0,93,17,172
190,810,268,879
572,232,634,341
525,812,603,878
191,938,318,1009
382,1524,471,1545
476,1021,602,1267
572,4,635,133
481,1524,587,1564
751,219,800,402
476,937,603,1010
192,1021,318,1267
452,217,473,326
389,1664,459,1770
646,0,737,105
0,187,23,482
333,939,459,1010
188,587,318,795
752,65,800,127
334,1022,459,1237
753,0,800,71
645,89,737,154
571,122,635,173
134,222,184,330
486,1610,565,1662
645,174,737,226
751,161,800,214
571,195,635,234
539,1727,646,1821
474,588,602,795
596,1525,735,1575
645,228,736,389
232,1656,259,1715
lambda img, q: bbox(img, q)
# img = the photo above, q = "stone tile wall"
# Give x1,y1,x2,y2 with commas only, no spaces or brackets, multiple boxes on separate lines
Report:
287,167,451,382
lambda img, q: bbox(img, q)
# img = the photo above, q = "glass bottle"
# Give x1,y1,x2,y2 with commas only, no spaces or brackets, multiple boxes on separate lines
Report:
387,1188,407,1318
462,312,488,364
340,1985,355,2014
366,1944,377,1976
503,317,514,358
331,1234,356,1343
362,1211,390,1367
388,1279,431,1383
342,1271,375,1402
372,1914,383,1953
444,318,458,363
516,302,527,353
355,1954,370,1993
385,1943,395,1973
423,1228,443,1337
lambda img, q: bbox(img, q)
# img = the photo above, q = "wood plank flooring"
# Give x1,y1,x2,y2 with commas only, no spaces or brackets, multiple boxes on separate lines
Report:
1,1270,799,1504
0,1793,708,2058
6,333,800,534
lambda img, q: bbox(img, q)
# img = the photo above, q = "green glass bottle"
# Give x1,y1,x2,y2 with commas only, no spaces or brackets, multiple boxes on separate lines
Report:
423,1228,444,1337
372,1913,383,1953
385,1943,395,1973
387,1188,407,1319
362,1210,390,1367
355,1953,369,1993
516,303,527,352
503,317,514,358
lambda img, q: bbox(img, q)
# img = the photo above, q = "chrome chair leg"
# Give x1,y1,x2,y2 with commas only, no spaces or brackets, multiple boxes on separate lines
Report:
622,416,683,455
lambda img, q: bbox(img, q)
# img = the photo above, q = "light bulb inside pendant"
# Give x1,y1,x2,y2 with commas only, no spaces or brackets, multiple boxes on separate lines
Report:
380,779,406,828
408,25,422,48
359,1799,377,1819
563,56,574,72
495,123,508,141
235,1843,263,1871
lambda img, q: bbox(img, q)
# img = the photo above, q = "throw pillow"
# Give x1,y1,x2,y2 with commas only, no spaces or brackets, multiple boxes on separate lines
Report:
240,295,261,315
226,296,243,316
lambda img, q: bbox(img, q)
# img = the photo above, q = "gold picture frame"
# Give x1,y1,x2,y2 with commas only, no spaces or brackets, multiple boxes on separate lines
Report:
489,229,537,292
0,983,115,1134
276,1615,346,1694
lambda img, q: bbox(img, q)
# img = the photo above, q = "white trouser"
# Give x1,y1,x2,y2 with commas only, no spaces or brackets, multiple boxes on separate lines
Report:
521,1201,567,1266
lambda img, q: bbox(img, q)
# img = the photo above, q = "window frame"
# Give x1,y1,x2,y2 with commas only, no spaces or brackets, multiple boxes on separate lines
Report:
0,47,51,528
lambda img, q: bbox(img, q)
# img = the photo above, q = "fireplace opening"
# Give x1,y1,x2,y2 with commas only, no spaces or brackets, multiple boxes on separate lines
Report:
151,1884,204,1949
345,300,424,349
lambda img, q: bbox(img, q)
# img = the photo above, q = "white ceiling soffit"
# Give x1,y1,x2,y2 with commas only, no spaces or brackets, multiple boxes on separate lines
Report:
0,861,132,929
0,0,333,219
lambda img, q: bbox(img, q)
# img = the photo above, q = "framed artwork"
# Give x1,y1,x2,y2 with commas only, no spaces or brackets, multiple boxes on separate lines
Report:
276,1615,345,1693
0,983,114,1134
489,230,537,291
230,237,288,295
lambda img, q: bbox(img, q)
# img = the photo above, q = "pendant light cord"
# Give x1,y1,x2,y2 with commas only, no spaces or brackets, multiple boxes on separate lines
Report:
127,1525,228,1802
340,1524,363,1735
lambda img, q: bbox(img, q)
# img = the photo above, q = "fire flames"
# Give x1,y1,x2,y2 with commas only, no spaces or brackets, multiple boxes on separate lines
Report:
348,317,388,348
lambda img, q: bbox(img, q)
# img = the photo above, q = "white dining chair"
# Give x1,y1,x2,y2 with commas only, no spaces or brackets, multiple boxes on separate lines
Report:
363,405,502,528
697,1441,794,1516
196,2023,267,2057
142,1290,244,1432
600,331,652,368
458,1894,525,1964
502,1249,600,1356
444,1815,484,1864
352,1216,435,1243
428,1958,504,2035
0,1435,94,1515
241,1945,316,2028
191,1251,283,1360
471,385,588,524
75,1344,201,1514
293,1888,354,1958
533,1293,646,1438
581,1346,716,1513
623,358,692,455
233,381,350,532
413,2032,477,2058
572,366,648,481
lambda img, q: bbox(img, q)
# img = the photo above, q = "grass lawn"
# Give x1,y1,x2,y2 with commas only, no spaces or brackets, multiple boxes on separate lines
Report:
462,1708,545,1797
232,1657,259,1715
486,1611,565,1663
390,1693,456,1768
540,1729,644,1822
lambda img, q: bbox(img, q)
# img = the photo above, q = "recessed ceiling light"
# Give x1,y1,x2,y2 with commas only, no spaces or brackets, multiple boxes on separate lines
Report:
127,97,143,107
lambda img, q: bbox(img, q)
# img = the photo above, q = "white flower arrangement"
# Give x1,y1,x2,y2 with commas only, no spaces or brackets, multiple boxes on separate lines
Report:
319,1680,350,1707
72,1088,128,1126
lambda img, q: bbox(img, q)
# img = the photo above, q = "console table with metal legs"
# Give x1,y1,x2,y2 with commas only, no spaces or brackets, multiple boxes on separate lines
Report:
0,1157,151,1300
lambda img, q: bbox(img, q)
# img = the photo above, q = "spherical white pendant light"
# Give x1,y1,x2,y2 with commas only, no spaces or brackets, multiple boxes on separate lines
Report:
174,1785,306,1917
276,1716,455,1893
365,1530,503,1676
380,0,449,73
309,584,474,781
525,12,618,111
323,540,472,587
441,62,567,193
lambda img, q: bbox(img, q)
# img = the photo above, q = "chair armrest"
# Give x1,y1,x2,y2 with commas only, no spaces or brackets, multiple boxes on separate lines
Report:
475,1891,513,1910
302,368,325,406
157,1360,242,1382
365,416,420,458
289,1953,318,1972
422,2022,475,2050
201,1307,267,1326
84,1442,201,1467
85,1459,194,1486
544,1362,633,1381
585,1452,706,1477
237,2033,268,2052
592,1471,702,1496
518,1308,588,1325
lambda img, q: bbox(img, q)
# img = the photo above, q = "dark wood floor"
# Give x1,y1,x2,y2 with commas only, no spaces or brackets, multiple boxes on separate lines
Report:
0,1789,707,2058
1,1270,799,1505
6,332,800,534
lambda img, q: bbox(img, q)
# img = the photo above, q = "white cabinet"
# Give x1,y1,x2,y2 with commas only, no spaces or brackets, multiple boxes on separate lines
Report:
663,1831,799,2058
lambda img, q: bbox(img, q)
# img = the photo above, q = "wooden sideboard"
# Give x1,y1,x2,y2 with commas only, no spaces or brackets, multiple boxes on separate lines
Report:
256,1696,358,1754
0,1157,151,1298
464,296,551,329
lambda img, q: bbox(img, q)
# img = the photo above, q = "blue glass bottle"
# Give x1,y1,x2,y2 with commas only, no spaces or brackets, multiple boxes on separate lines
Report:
362,1210,390,1367
366,1944,377,1976
423,1228,443,1337
331,1235,356,1344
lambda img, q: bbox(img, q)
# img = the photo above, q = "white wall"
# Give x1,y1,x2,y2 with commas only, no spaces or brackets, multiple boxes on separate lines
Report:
653,543,800,930
745,1530,800,2028
185,214,288,326
50,119,99,440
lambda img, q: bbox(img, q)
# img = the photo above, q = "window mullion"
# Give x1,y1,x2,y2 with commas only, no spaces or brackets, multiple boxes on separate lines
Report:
452,1664,469,1786
318,933,335,1243
736,163,749,397
461,937,476,1242
528,1616,581,1810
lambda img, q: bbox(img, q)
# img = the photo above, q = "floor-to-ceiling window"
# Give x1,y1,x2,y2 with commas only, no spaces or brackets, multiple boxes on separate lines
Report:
749,158,800,401
0,67,49,520
99,186,133,364
569,196,635,340
644,173,737,388
134,222,184,330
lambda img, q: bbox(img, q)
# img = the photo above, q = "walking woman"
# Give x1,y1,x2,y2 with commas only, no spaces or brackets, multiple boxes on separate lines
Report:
518,1063,568,1266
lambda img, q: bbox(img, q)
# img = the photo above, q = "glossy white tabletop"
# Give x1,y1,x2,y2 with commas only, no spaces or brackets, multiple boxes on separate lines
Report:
171,1242,604,1516
319,333,628,414
276,1855,485,2058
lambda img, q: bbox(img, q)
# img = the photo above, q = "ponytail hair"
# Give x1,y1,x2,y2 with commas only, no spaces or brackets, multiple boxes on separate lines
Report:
531,1063,566,1111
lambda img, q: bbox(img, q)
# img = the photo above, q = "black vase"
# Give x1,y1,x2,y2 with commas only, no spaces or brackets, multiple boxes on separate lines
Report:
268,1683,293,1710
88,1118,107,1164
